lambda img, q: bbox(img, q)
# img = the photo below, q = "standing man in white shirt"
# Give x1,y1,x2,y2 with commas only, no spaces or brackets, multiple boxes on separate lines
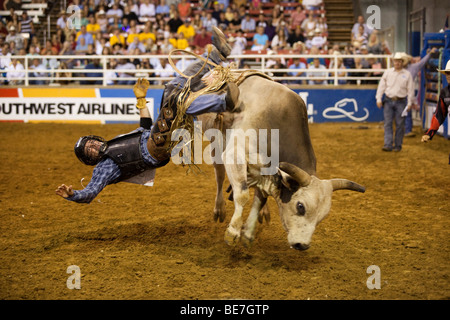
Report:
376,52,414,152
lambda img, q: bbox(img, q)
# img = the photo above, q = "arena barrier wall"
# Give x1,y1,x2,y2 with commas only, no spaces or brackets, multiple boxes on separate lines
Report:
0,87,384,124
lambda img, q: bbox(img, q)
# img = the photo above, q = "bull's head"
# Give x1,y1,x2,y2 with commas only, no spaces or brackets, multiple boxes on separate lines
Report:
274,162,365,250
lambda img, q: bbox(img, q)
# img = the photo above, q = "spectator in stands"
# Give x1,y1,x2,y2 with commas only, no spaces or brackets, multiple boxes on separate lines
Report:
6,57,24,85
241,13,256,33
96,10,109,33
328,52,347,85
202,12,218,33
75,37,89,55
288,57,307,85
228,11,242,33
155,57,175,85
353,25,368,46
237,4,247,20
271,28,288,51
307,45,326,66
316,16,327,34
140,0,156,18
265,19,276,42
177,0,192,20
308,57,327,85
301,12,317,36
351,15,373,40
59,40,76,70
4,7,19,31
115,58,136,85
19,11,34,39
367,31,385,55
193,26,211,51
140,22,157,43
159,37,174,53
126,25,140,50
302,0,323,11
109,27,125,48
51,34,62,54
225,6,234,22
86,15,101,36
287,26,305,48
217,11,229,31
191,13,203,32
250,25,269,51
177,18,196,44
127,0,140,16
122,5,139,25
5,26,24,51
256,14,267,29
128,37,146,53
310,28,326,49
29,58,48,85
82,59,102,85
211,1,222,22
94,33,107,55
173,32,190,50
230,29,247,55
168,10,184,33
77,25,94,47
290,4,306,30
250,0,262,11
3,0,21,11
107,3,124,24
156,0,170,17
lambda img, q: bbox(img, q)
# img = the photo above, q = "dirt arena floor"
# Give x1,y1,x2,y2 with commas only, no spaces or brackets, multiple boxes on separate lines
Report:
0,121,448,300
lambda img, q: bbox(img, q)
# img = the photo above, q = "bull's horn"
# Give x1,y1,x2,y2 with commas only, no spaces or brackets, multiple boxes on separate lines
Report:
331,179,366,193
279,162,311,187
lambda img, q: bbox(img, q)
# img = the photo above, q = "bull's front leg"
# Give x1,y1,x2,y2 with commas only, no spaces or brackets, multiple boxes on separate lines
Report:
241,189,267,248
213,163,226,222
222,140,249,246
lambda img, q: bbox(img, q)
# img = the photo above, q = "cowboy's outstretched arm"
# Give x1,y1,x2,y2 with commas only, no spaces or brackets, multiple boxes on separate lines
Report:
134,78,153,129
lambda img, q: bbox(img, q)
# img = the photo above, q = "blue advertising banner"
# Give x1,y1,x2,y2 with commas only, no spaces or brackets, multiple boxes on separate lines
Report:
291,88,383,123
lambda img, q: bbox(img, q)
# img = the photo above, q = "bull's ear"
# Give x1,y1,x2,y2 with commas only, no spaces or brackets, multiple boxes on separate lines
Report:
277,168,300,191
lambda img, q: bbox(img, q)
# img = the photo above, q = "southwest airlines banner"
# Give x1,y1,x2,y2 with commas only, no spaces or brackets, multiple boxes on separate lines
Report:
0,88,164,124
0,87,382,124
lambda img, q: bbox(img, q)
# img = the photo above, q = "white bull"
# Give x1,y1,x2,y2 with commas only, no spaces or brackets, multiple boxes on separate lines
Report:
198,76,365,250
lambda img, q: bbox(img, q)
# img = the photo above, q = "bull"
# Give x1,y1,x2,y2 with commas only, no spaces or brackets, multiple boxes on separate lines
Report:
197,76,365,250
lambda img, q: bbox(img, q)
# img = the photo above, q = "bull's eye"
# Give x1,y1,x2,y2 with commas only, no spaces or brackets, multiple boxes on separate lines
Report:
296,202,306,216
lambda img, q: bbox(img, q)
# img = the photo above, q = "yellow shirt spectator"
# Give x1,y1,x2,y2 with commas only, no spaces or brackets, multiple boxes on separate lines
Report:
110,33,125,47
175,38,189,50
138,32,156,43
87,23,101,35
126,28,140,45
177,24,195,40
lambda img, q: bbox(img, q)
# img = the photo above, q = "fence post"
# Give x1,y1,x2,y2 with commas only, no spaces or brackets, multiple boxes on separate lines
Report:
102,56,107,86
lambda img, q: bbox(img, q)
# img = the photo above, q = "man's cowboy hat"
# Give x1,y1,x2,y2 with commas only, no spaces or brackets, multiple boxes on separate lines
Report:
401,52,412,66
392,52,404,60
437,60,450,74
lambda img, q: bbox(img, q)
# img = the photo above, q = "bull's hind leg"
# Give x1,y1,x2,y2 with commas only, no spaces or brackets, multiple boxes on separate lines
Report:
241,189,267,248
213,163,226,222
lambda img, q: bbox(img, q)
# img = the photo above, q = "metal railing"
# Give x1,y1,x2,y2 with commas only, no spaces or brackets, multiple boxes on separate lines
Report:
0,53,392,87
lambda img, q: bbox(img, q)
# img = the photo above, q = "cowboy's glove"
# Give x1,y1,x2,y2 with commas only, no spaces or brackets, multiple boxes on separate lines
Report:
133,78,150,109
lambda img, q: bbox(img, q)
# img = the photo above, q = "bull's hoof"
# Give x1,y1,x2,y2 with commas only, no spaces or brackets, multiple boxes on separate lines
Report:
213,206,226,223
224,228,240,246
258,205,271,224
241,233,254,248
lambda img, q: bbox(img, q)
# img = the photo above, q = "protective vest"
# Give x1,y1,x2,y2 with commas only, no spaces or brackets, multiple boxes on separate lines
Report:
103,129,166,184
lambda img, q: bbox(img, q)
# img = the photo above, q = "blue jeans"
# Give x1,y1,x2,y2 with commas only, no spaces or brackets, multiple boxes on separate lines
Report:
404,110,413,134
383,98,406,150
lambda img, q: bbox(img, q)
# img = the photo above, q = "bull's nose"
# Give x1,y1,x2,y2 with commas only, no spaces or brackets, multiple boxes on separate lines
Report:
292,243,310,251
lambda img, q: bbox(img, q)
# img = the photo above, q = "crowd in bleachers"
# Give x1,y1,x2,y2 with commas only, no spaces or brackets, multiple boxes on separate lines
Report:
0,0,392,86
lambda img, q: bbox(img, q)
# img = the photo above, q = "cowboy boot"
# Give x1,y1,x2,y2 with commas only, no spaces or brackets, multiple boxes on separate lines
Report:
212,26,231,59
